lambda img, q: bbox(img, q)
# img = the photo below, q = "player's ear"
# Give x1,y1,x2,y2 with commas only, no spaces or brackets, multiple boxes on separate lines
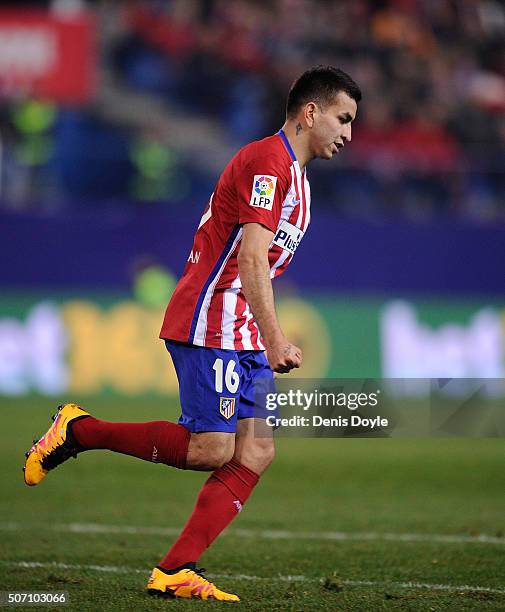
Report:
304,102,316,128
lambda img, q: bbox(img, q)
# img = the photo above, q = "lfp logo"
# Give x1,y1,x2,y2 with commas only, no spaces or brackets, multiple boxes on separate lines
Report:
249,174,277,211
255,176,274,196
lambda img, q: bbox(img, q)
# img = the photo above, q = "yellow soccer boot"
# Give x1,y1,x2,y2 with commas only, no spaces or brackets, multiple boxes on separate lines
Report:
147,566,240,602
23,403,90,486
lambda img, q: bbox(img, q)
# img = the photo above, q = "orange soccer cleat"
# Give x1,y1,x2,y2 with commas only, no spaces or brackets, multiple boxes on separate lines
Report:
146,566,240,602
23,403,90,486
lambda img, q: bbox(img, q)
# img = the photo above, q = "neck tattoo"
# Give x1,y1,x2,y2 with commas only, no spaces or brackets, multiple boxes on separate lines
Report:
296,123,302,135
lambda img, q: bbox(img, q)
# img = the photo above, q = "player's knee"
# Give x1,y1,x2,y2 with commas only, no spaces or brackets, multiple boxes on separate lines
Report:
187,433,235,471
236,438,275,475
205,444,234,470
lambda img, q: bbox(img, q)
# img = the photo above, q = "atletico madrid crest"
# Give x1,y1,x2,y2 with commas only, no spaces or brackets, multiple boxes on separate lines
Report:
219,397,236,419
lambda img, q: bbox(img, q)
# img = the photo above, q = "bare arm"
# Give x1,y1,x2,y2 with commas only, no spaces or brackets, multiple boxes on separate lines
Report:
238,223,302,373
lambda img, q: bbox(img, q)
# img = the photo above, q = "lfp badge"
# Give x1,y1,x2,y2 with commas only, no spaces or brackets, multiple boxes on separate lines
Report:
249,174,277,210
220,397,236,419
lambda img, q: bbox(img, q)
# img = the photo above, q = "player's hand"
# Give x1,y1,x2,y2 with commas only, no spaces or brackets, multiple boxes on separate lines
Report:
265,338,302,374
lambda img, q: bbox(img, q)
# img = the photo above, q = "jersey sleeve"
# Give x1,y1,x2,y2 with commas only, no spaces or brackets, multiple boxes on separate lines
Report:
235,155,290,233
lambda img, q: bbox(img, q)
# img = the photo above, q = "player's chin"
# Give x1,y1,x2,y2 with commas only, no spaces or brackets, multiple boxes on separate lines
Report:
317,148,334,161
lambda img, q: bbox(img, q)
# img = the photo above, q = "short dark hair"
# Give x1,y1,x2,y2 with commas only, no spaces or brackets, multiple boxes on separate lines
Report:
286,66,362,118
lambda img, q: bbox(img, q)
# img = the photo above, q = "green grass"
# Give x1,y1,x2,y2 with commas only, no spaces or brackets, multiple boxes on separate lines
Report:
1,396,504,610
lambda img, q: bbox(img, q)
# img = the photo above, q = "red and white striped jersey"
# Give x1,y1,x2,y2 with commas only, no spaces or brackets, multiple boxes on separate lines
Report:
160,130,311,350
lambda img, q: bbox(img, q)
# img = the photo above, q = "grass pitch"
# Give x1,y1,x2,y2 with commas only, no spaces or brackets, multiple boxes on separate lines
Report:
1,396,504,610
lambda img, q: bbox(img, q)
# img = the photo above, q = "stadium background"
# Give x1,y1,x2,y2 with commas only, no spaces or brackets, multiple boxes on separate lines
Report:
1,1,504,610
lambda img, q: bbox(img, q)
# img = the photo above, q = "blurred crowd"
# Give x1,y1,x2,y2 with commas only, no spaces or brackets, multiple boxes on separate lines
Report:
1,0,504,222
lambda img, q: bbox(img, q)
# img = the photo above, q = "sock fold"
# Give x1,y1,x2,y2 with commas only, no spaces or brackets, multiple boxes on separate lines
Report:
211,458,259,503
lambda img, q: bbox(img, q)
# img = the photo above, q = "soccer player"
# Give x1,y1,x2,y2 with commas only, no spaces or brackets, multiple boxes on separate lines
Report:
23,66,360,602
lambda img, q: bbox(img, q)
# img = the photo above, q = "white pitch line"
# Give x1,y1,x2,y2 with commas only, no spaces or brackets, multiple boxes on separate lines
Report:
4,561,505,596
1,521,505,546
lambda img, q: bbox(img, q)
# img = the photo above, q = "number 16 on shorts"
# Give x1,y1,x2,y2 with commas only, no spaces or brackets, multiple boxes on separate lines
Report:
213,358,239,420
212,358,239,393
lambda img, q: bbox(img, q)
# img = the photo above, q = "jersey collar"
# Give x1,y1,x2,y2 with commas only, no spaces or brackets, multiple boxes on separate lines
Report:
277,129,297,163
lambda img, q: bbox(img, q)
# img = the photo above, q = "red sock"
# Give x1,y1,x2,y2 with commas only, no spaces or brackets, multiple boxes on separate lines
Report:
159,459,259,569
71,418,190,469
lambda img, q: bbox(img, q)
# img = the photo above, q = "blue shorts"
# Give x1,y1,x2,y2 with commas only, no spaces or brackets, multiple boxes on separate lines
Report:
165,340,275,434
